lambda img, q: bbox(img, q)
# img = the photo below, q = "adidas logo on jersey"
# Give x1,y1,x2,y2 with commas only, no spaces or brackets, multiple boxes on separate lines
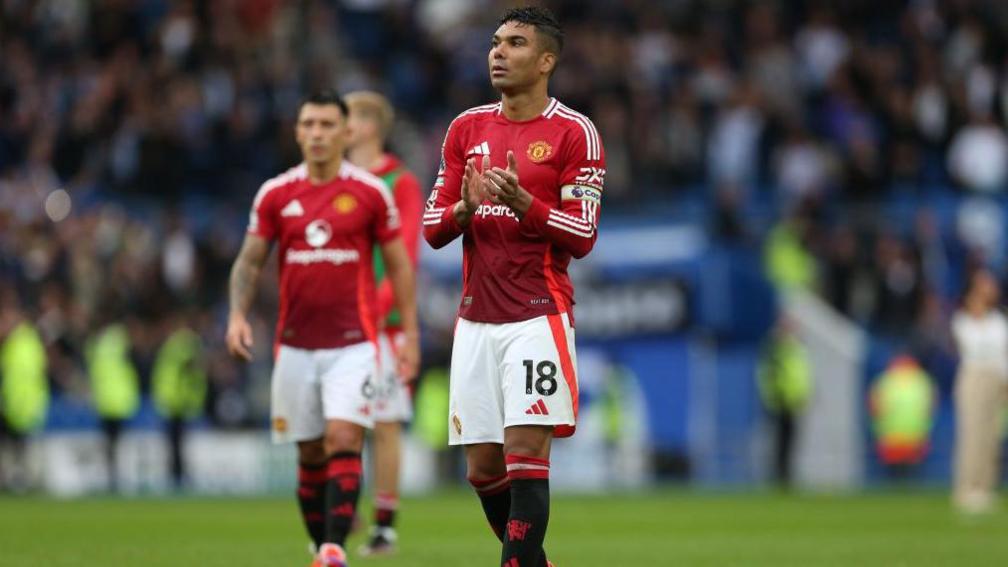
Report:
280,199,305,217
525,399,549,415
466,141,491,156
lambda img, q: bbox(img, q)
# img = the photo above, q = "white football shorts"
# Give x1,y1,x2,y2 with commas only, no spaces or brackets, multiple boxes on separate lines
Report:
448,313,579,446
270,341,377,443
373,329,414,423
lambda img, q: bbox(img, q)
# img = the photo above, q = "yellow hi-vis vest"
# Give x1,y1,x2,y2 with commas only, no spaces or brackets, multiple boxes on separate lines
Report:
87,324,140,420
871,363,934,446
414,367,449,449
152,327,206,419
758,335,812,413
0,322,49,433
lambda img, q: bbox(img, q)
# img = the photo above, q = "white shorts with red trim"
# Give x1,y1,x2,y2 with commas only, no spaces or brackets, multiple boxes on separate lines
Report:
373,330,414,423
270,341,377,443
448,313,579,446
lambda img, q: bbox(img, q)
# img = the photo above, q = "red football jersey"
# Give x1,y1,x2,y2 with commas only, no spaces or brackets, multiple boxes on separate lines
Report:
423,98,605,324
248,161,401,349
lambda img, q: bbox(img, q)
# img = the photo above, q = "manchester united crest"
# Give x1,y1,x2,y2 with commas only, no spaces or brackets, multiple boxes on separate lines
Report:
333,193,357,214
526,140,553,163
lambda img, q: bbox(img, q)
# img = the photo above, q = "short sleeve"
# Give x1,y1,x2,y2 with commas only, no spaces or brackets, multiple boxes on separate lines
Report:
247,182,279,240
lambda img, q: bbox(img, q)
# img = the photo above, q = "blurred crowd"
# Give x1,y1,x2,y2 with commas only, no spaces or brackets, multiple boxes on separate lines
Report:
4,0,1008,430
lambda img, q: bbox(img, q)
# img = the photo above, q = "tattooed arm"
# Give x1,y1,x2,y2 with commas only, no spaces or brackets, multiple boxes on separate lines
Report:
225,234,271,361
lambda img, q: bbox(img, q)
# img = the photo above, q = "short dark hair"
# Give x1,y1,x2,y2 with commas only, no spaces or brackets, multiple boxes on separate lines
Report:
301,89,349,118
499,6,564,55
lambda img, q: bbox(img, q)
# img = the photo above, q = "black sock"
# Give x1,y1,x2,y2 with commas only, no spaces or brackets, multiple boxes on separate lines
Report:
324,452,363,546
374,491,398,530
469,473,511,542
297,462,327,548
501,455,551,567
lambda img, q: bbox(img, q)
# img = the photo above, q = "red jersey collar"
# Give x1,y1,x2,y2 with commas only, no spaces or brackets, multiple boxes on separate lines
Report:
496,97,558,124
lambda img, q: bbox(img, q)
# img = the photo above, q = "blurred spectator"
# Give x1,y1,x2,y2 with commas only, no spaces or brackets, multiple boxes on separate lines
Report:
947,113,1008,192
868,355,936,480
413,365,452,485
757,316,812,488
795,6,849,91
663,85,703,186
950,268,1007,514
773,121,833,202
872,233,925,335
152,314,206,490
0,294,48,492
956,196,1004,266
86,320,140,493
707,83,765,188
764,204,818,292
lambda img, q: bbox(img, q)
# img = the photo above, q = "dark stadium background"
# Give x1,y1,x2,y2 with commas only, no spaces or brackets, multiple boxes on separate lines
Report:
2,3,1008,563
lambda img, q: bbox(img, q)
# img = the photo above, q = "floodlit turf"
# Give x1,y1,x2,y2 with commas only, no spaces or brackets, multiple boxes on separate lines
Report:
1,490,1006,566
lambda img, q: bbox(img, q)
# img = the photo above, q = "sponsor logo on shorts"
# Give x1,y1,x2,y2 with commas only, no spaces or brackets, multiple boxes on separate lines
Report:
273,417,288,433
452,413,462,435
526,140,553,163
525,399,550,415
530,297,551,305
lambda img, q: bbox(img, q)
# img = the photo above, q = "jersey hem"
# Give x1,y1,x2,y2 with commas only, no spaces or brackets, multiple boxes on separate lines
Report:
276,337,373,351
458,309,571,325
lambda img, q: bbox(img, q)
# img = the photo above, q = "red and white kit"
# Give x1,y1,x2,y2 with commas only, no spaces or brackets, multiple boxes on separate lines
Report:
248,161,401,441
424,98,605,444
372,154,423,423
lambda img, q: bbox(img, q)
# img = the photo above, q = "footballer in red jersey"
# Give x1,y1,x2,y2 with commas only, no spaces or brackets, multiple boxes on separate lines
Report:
345,90,424,557
423,7,604,567
225,90,419,567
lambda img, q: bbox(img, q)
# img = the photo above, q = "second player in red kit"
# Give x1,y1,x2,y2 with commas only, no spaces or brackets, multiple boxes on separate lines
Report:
226,90,419,567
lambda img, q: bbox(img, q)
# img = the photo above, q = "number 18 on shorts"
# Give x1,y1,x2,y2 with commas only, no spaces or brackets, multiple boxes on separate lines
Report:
448,313,578,445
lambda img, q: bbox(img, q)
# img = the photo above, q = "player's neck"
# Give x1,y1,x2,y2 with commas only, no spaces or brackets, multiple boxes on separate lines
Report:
500,88,550,122
348,142,385,172
307,158,343,184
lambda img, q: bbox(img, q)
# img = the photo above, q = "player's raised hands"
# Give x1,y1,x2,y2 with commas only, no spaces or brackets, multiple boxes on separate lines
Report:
486,150,533,215
460,156,489,213
225,313,254,362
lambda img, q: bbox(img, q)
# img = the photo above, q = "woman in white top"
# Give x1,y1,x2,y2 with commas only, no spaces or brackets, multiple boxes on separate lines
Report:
951,268,1008,513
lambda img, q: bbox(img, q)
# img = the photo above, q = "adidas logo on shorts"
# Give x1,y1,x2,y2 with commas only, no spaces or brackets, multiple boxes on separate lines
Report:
525,399,549,415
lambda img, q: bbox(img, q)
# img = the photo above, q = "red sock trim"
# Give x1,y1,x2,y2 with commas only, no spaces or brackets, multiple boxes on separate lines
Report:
375,492,399,510
326,456,363,478
505,454,550,480
469,474,511,496
504,454,550,467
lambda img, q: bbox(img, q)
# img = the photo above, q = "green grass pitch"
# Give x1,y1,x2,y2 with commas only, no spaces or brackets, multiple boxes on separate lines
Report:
1,490,1006,566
